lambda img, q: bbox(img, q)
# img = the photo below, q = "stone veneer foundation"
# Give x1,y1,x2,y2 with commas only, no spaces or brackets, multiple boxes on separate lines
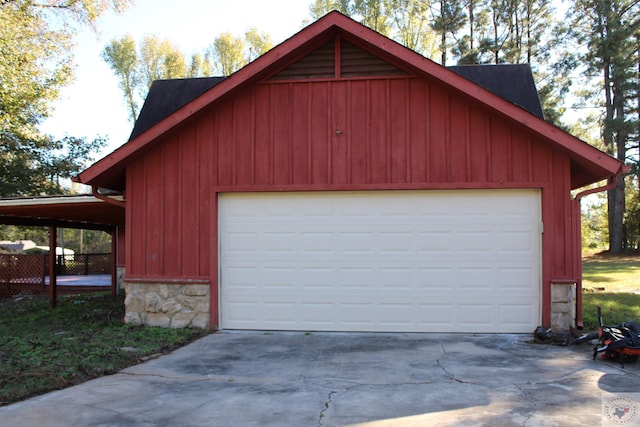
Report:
124,280,210,329
550,281,576,332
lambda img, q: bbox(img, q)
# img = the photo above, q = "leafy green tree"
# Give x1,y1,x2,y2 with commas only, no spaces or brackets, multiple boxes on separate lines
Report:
625,176,640,250
1,1,73,143
581,193,610,251
245,27,274,62
187,53,210,78
0,0,131,196
431,0,467,65
386,0,439,58
308,0,350,19
206,32,247,76
140,35,187,83
0,225,49,248
103,35,190,122
569,0,640,252
454,0,490,64
102,34,140,123
104,29,272,121
351,0,390,34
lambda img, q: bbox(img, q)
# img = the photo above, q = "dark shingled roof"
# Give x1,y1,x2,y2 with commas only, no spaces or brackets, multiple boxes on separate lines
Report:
448,64,544,119
128,64,543,141
129,77,225,140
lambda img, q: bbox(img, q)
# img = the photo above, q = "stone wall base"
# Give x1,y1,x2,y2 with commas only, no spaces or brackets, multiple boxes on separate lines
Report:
550,282,576,333
116,267,125,294
124,281,210,329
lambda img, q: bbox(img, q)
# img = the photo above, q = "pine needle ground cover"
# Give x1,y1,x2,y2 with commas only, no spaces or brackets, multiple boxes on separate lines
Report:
0,293,207,406
582,254,640,330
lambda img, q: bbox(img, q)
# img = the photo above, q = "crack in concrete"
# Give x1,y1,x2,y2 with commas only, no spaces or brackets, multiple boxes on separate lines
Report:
43,398,149,425
435,359,475,384
514,383,536,426
318,390,336,427
316,377,449,427
119,370,280,384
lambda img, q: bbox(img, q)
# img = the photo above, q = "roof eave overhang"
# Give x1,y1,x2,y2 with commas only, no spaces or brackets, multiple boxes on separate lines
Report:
77,11,624,191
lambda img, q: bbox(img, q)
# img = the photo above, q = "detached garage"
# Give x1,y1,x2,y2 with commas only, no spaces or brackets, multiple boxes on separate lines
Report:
77,12,625,333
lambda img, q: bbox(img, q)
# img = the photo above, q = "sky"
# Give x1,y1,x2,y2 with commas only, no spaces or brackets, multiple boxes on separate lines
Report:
39,0,312,157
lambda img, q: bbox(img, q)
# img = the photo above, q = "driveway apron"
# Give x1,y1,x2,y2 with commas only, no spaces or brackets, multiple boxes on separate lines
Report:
0,332,638,426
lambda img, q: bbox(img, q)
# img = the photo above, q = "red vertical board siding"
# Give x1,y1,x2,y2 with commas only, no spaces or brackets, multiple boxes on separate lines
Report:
254,85,272,185
510,128,532,182
310,82,330,184
369,80,388,183
209,193,219,329
531,141,551,182
389,79,408,183
126,162,145,276
216,106,234,186
331,81,349,184
429,84,448,182
162,141,181,276
272,84,292,185
143,147,163,276
234,91,254,185
553,153,572,277
540,184,553,326
449,96,469,182
489,119,510,182
117,226,126,267
409,79,428,182
197,115,215,277
180,128,199,276
292,83,310,184
468,108,488,182
349,80,369,184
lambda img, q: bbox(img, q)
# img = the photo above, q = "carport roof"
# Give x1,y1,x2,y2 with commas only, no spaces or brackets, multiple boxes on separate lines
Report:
0,195,124,231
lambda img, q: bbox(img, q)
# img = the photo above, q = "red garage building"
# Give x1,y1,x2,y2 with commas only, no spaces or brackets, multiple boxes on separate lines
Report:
78,12,625,333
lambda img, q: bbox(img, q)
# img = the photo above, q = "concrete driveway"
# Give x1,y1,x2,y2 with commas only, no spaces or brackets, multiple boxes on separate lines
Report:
0,331,638,426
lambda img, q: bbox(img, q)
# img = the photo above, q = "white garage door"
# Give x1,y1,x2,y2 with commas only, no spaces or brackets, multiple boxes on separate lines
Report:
219,190,541,333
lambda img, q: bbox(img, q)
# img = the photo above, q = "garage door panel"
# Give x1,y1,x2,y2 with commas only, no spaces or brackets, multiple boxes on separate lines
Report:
220,190,541,333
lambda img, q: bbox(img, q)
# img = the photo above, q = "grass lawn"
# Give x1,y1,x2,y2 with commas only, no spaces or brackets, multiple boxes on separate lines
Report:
581,253,640,331
0,293,207,406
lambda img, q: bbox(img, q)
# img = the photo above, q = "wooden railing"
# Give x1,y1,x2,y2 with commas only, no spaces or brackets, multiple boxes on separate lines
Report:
0,254,46,298
0,253,111,298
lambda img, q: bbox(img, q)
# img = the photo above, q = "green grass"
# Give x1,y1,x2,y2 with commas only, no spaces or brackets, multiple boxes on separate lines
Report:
582,255,640,292
581,254,640,331
582,293,640,331
0,293,207,406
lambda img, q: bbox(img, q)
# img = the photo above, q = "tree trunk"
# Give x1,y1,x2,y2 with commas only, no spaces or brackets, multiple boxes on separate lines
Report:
608,62,628,253
441,0,447,65
469,0,474,51
608,176,625,253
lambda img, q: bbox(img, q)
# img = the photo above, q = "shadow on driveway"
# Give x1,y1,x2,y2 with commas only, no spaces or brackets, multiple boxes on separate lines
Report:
0,332,638,426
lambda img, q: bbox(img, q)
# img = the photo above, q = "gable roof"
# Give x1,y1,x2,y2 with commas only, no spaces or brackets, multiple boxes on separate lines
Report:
77,11,624,192
126,64,543,146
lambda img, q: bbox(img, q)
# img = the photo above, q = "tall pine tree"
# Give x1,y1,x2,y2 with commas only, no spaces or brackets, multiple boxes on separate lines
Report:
570,0,640,252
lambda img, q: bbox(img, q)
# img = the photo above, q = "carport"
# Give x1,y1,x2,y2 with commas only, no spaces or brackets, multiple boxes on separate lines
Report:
0,194,125,307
